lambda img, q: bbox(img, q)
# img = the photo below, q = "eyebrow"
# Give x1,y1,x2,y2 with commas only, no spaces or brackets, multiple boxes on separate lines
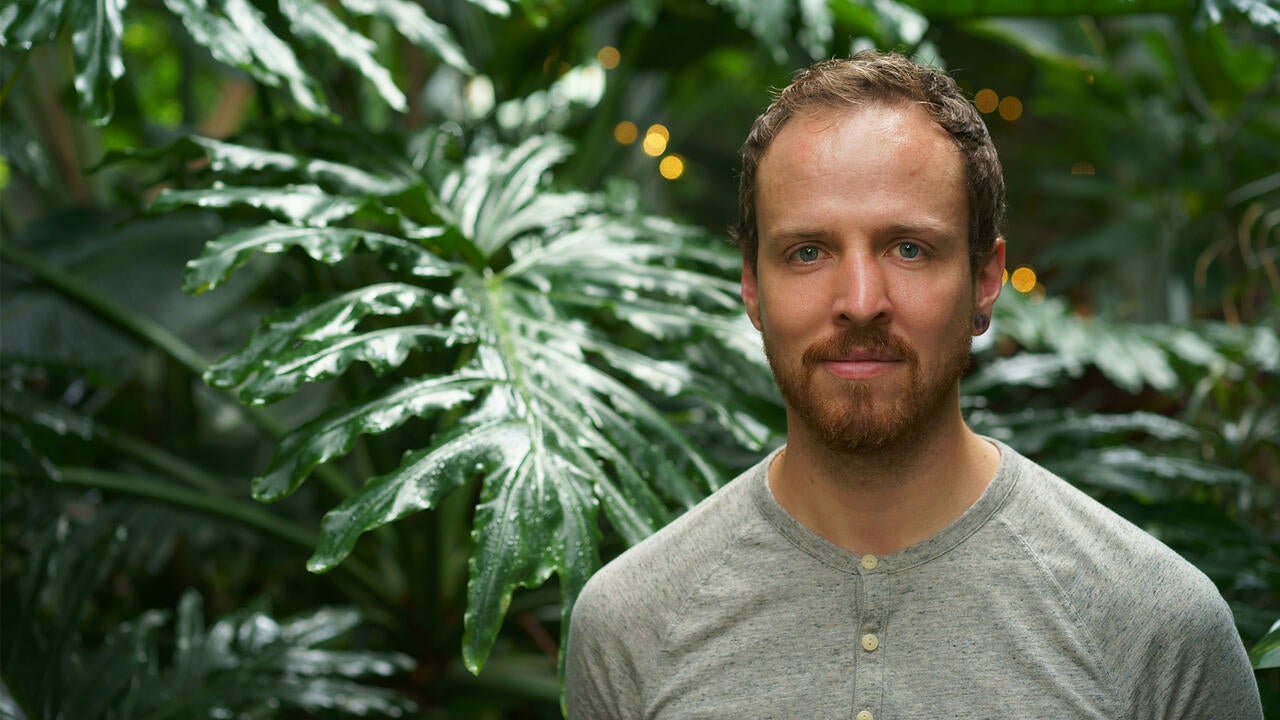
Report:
765,222,961,243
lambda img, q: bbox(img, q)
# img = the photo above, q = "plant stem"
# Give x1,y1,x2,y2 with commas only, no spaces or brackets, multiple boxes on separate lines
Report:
0,240,208,378
99,429,227,495
0,239,358,500
0,51,29,110
1,462,394,605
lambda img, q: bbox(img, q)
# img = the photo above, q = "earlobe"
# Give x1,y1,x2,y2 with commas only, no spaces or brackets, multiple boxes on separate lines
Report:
741,257,763,331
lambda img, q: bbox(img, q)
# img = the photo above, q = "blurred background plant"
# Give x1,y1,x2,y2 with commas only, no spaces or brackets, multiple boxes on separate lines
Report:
1,0,1276,717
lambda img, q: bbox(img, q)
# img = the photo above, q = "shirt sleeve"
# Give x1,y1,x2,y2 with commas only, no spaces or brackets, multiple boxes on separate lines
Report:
564,580,645,720
1130,583,1263,720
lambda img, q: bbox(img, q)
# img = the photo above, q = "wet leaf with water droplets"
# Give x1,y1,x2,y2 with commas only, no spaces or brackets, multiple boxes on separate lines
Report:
254,375,491,501
184,223,454,294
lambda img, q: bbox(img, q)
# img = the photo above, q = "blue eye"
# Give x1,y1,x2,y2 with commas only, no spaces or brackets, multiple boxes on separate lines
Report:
794,246,821,263
897,242,921,259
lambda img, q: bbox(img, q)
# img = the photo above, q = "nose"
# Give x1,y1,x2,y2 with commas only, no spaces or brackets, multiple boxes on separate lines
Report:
832,251,892,326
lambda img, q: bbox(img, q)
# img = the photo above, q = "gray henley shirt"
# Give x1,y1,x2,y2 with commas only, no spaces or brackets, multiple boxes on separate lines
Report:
565,440,1262,719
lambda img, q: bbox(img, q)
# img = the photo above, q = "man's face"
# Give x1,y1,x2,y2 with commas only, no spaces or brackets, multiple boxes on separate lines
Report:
741,102,1004,455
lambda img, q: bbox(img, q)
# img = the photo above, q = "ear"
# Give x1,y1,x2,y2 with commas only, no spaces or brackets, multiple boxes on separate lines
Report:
973,236,1006,323
741,256,763,331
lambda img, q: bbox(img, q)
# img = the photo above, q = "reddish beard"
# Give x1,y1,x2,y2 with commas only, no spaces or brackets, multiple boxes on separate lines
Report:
763,320,973,456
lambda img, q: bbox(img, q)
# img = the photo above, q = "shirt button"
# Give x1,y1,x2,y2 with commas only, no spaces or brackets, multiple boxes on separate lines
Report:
861,633,879,652
861,555,878,570
857,711,874,720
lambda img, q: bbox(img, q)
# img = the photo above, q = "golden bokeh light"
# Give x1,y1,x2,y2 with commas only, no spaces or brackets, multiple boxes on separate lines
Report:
659,154,685,180
597,46,620,69
998,96,1023,121
614,121,638,145
642,131,668,157
1010,266,1037,293
974,88,999,114
1071,161,1095,175
1001,268,1009,286
647,124,670,141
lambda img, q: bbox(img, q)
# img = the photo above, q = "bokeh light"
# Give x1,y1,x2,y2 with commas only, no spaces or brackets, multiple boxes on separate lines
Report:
974,88,999,114
614,121,638,145
597,46,620,69
1010,266,1037,293
642,124,669,156
659,155,685,180
998,96,1023,121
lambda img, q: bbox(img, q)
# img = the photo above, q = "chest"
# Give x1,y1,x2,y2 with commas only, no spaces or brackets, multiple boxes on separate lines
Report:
644,555,1122,720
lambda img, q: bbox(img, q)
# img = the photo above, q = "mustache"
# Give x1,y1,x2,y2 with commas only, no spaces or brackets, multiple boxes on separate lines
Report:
801,326,918,367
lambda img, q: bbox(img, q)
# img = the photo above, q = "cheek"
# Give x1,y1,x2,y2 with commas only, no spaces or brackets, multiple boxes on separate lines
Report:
895,276,973,331
759,282,823,335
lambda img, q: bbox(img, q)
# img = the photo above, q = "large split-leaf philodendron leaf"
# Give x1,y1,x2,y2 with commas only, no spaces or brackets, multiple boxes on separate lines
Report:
14,0,476,122
183,223,454,294
279,0,407,112
182,131,775,675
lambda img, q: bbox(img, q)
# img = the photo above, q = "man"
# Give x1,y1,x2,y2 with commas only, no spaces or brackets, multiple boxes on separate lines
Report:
565,51,1261,719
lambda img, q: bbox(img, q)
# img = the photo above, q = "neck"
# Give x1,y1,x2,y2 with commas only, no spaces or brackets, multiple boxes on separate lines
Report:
768,403,999,556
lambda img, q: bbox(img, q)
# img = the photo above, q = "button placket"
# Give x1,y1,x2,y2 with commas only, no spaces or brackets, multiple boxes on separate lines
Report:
854,555,885,720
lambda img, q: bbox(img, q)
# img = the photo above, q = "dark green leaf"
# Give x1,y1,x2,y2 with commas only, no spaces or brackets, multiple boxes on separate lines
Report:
1250,621,1280,669
163,0,274,90
1199,0,1280,33
279,0,407,112
242,324,465,404
964,353,1083,394
439,135,580,258
462,422,599,674
189,136,416,196
706,0,790,59
0,679,30,720
494,63,607,134
1050,447,1251,500
467,0,511,17
254,375,490,501
310,417,528,572
61,610,168,720
221,0,328,114
907,0,1187,16
183,222,453,294
338,0,473,73
154,185,364,228
797,0,834,57
0,0,68,46
206,281,442,389
869,0,929,45
68,0,127,124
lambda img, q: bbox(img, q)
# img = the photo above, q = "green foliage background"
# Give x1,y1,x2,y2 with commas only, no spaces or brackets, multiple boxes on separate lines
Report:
1,0,1277,717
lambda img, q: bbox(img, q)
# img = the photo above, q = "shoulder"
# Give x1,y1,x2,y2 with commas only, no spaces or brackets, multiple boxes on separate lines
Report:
993,443,1260,719
995,443,1215,602
565,453,773,717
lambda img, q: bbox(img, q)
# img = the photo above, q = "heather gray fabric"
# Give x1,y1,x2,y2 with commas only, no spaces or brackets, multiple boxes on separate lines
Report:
565,440,1262,719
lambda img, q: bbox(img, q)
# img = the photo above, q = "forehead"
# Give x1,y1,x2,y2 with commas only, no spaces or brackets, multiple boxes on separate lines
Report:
754,102,967,240
761,101,959,178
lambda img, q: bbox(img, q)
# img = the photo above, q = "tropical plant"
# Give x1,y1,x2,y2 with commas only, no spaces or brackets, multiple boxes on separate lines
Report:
4,505,418,720
149,123,777,676
3,0,1277,716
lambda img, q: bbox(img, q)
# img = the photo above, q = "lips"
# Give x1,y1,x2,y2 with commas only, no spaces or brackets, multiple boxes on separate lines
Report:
819,356,902,380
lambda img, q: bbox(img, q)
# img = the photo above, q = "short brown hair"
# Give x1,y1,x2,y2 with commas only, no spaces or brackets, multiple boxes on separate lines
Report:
732,51,1005,275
